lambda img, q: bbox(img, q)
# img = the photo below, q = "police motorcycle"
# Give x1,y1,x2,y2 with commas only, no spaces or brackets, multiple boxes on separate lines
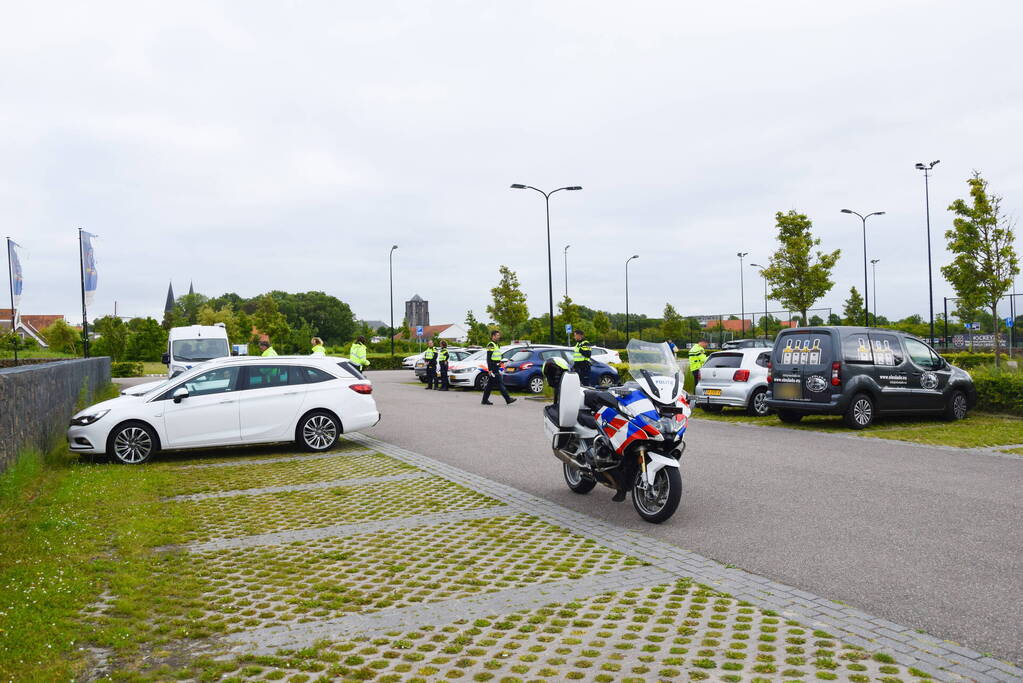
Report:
541,339,691,523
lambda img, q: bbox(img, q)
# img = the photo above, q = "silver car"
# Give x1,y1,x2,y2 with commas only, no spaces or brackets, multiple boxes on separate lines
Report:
694,347,772,416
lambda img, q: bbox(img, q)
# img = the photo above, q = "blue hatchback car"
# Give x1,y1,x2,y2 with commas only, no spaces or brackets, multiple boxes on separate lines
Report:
501,347,619,393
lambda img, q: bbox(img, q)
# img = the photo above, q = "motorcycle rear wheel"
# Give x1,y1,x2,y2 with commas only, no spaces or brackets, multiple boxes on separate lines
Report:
632,466,681,523
563,461,596,494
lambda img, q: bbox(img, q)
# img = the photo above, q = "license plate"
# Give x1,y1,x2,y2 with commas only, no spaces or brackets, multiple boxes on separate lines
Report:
774,382,801,400
705,389,722,396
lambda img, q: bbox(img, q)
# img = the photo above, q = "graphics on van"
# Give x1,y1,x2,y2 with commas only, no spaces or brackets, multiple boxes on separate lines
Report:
782,337,822,365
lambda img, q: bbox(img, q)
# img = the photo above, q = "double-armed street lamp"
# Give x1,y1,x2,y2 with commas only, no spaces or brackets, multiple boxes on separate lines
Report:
840,209,885,327
389,244,398,357
510,184,583,343
625,254,639,338
737,252,748,334
749,262,769,339
916,160,940,343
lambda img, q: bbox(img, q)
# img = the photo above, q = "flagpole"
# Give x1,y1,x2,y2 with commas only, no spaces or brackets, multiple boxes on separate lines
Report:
6,237,16,365
79,228,89,358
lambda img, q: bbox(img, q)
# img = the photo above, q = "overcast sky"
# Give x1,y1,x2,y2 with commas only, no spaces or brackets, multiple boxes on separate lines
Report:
3,1,1021,329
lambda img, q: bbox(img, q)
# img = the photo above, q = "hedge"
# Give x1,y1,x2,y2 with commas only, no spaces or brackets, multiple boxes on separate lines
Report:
110,361,144,378
970,367,1023,416
944,352,1010,369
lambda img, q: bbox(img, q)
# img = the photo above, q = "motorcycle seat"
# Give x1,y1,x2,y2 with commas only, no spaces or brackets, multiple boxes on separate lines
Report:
583,390,618,412
577,410,599,430
544,404,560,426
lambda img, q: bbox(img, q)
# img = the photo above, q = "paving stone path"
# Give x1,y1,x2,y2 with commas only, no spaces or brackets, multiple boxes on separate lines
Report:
88,434,1023,682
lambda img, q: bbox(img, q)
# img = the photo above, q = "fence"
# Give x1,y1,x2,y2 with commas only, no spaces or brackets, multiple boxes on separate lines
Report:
0,357,111,475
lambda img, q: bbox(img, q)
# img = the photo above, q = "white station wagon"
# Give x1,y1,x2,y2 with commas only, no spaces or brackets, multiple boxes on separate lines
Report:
68,356,380,464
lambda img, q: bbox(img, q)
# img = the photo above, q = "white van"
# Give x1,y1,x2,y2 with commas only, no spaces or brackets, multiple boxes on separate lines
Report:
163,324,232,377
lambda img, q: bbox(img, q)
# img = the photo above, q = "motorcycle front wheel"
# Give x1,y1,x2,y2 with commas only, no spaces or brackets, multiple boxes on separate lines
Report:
563,461,596,494
632,465,681,523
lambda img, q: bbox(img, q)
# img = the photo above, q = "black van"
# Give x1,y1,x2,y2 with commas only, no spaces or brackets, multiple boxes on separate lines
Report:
765,327,976,429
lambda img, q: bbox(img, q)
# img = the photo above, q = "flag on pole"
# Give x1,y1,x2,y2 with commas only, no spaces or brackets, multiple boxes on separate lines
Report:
81,231,98,308
7,240,22,312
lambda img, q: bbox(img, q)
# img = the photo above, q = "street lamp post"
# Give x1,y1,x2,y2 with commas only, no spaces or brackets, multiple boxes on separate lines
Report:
563,244,570,301
916,160,940,343
737,252,748,335
840,209,885,327
870,259,880,326
625,255,639,339
389,245,398,357
750,263,768,339
511,184,583,343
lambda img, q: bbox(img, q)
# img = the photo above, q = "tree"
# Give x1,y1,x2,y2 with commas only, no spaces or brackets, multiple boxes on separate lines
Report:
593,311,611,345
827,313,842,325
842,287,865,326
252,295,291,347
662,304,683,342
41,319,79,354
762,210,841,324
91,316,129,360
269,291,356,344
809,314,824,326
556,296,580,342
125,317,168,361
198,305,243,343
486,265,529,338
464,310,490,346
942,172,1019,366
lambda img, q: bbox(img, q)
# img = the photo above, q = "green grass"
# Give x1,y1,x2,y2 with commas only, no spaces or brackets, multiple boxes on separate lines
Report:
0,348,77,360
1000,446,1023,455
140,361,166,375
692,406,1023,449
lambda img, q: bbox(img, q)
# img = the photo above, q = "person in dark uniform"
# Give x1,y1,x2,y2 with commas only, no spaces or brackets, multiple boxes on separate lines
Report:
437,340,450,391
423,339,438,389
481,330,516,405
572,329,593,386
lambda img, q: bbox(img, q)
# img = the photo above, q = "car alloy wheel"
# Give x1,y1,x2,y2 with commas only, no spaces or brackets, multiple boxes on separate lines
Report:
749,388,769,416
302,413,338,451
529,376,545,394
598,374,614,389
953,392,968,419
112,425,153,464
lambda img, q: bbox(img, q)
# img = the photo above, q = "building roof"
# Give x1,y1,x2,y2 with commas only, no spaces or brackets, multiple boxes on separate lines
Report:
0,310,65,332
705,318,797,332
408,294,424,303
165,282,175,313
393,323,462,340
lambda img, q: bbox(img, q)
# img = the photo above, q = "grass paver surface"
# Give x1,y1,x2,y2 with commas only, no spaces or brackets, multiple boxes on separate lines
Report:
158,451,417,496
158,438,371,466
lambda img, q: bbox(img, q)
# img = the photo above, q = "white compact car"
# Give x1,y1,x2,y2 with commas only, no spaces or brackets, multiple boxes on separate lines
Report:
590,346,622,365
694,348,772,416
69,356,380,464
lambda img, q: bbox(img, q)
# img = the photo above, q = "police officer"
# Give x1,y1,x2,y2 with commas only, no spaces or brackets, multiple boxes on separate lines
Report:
482,330,516,405
349,336,370,373
688,341,708,388
572,329,593,386
423,339,438,389
310,337,326,355
258,339,278,357
436,340,450,391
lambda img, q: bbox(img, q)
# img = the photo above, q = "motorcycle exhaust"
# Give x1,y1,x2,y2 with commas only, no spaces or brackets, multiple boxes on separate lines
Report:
550,444,587,470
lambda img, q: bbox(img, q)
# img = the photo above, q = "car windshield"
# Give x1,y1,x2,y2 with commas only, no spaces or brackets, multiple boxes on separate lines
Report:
462,350,485,362
507,350,533,362
172,338,230,362
627,339,679,377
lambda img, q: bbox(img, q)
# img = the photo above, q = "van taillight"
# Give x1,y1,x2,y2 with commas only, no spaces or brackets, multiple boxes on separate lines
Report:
733,369,750,382
350,383,373,394
767,361,773,383
831,362,841,386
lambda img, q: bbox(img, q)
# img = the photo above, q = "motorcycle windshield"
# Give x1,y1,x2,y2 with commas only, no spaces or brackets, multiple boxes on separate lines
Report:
627,339,680,378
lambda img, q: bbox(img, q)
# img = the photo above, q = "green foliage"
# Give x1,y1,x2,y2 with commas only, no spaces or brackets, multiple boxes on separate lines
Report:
0,331,35,353
970,367,1023,415
198,305,242,342
763,210,841,322
487,265,529,338
842,287,865,326
943,352,1009,369
111,361,144,377
251,294,290,347
662,304,683,341
593,311,611,344
40,319,80,355
91,316,129,360
268,290,357,345
125,317,168,361
943,172,1019,365
464,310,490,346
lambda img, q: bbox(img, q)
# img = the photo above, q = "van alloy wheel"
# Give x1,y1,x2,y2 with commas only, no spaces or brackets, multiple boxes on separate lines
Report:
845,393,874,429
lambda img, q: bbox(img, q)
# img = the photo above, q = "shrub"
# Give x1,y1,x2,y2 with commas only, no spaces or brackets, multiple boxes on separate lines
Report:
110,361,144,378
970,367,1023,416
943,352,1009,369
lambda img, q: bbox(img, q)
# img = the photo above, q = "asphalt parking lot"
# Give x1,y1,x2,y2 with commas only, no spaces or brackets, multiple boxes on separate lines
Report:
368,370,1023,665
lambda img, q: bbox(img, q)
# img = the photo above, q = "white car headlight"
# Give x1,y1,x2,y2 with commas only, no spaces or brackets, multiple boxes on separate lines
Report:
71,409,110,426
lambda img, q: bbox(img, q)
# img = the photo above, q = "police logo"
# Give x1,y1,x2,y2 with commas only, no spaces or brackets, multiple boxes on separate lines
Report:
920,372,939,390
805,375,828,393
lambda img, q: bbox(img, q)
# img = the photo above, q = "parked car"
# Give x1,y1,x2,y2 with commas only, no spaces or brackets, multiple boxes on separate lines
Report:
163,324,232,377
765,326,976,429
402,353,424,369
590,346,622,365
694,348,772,416
721,338,773,350
414,348,473,381
501,347,620,393
447,344,560,390
69,356,380,464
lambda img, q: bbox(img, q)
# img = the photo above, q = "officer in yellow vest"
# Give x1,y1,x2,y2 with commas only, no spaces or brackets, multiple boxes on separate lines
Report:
572,329,593,386
423,339,438,390
688,342,708,386
349,336,370,372
437,340,450,391
258,339,278,357
310,337,326,355
481,330,516,405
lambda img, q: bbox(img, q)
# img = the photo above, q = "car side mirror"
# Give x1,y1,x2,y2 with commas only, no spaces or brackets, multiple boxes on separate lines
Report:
172,387,189,403
162,352,170,364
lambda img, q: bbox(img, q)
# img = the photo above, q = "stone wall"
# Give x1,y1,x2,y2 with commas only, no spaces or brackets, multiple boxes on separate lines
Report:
0,357,111,474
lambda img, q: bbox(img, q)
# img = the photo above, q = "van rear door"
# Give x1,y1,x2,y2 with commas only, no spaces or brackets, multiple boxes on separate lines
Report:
772,330,834,402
